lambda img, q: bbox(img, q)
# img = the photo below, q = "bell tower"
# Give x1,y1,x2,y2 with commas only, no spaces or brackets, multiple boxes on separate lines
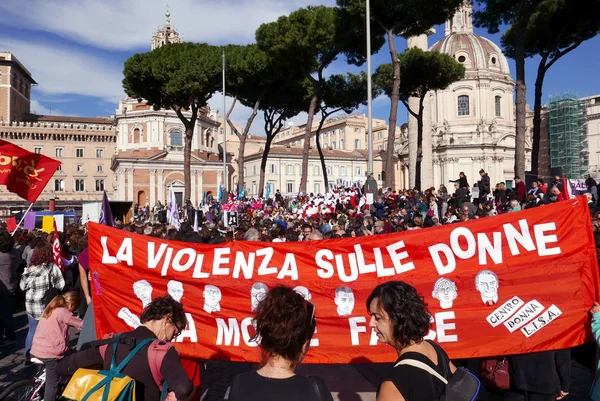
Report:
151,5,184,50
445,0,474,36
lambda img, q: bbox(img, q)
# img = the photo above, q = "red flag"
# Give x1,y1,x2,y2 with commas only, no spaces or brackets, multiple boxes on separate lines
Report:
560,175,570,201
52,220,63,271
0,139,62,202
5,216,16,232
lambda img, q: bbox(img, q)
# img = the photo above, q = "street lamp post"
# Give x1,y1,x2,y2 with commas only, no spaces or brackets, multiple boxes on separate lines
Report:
365,0,378,196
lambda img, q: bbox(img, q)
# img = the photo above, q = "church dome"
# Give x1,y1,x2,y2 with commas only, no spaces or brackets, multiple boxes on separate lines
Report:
430,33,511,76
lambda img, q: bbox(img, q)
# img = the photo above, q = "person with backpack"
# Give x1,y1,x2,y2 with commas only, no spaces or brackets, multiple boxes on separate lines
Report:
31,292,82,401
367,281,479,401
57,295,194,401
20,243,65,364
228,286,333,401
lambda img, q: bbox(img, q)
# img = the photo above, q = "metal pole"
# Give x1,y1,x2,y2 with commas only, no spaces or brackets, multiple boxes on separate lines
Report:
222,48,228,193
11,202,34,236
366,0,373,175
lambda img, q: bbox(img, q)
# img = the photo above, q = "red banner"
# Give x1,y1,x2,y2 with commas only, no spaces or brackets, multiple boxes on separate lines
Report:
0,139,62,202
89,197,600,363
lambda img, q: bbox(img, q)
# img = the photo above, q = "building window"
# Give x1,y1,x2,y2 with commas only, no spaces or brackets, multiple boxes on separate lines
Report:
54,179,64,192
495,96,502,117
97,165,103,172
76,148,84,158
354,128,360,133
243,167,247,177
327,166,333,176
356,167,362,176
314,182,321,194
253,165,256,175
55,148,63,157
314,165,320,176
270,164,276,174
458,95,470,116
34,147,42,154
287,182,294,193
378,145,382,151
57,165,62,172
286,165,294,175
75,179,85,192
170,130,183,146
354,139,361,149
339,139,345,150
378,132,382,140
96,148,104,158
340,166,347,176
332,142,337,150
95,179,104,192
76,164,83,172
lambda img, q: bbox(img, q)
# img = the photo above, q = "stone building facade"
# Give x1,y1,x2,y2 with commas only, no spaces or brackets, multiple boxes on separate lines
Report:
0,52,35,123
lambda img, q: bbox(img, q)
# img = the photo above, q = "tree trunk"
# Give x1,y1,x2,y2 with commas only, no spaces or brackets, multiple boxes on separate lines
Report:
531,55,548,177
385,29,400,189
258,136,273,198
316,116,329,193
514,23,527,180
184,128,193,202
233,95,262,192
300,80,320,193
415,96,425,190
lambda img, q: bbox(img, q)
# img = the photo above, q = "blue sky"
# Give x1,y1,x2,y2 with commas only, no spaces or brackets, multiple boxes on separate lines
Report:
0,0,599,132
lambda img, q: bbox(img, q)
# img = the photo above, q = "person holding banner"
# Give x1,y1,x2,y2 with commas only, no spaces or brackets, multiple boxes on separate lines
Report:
228,286,332,401
367,281,457,401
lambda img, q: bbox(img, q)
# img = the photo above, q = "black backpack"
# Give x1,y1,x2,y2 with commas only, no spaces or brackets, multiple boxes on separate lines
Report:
395,343,480,401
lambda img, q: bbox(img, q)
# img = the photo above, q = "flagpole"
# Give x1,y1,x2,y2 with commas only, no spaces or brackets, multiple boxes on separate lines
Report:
11,202,34,236
222,48,228,194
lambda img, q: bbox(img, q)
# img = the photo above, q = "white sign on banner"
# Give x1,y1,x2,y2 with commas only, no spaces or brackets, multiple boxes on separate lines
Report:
366,193,374,205
471,187,480,199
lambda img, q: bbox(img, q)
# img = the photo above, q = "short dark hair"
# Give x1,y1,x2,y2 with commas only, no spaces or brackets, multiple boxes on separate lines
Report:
514,176,521,180
253,286,316,367
366,281,431,350
140,295,187,331
0,230,15,253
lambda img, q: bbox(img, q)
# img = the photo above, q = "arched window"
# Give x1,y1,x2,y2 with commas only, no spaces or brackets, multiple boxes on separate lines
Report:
495,96,502,117
457,95,470,116
133,128,140,143
381,171,386,182
354,139,361,149
170,129,183,146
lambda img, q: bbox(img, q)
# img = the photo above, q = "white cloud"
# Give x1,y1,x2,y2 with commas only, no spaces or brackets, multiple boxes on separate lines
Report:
0,37,124,102
29,99,68,116
0,0,335,51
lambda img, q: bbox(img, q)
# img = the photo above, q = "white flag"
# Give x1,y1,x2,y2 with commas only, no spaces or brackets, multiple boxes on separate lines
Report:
167,185,180,230
193,209,199,233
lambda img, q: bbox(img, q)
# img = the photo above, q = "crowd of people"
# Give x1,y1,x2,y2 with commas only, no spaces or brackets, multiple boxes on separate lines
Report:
1,171,600,401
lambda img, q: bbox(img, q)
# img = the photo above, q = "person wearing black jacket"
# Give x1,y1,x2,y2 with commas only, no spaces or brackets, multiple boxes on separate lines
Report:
449,171,469,189
57,296,194,401
505,349,570,401
478,169,491,199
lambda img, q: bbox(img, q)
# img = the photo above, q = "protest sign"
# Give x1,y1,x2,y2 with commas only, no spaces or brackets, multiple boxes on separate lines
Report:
89,197,600,363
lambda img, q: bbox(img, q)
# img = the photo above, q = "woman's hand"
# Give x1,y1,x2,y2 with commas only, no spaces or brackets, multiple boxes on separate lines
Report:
590,302,600,314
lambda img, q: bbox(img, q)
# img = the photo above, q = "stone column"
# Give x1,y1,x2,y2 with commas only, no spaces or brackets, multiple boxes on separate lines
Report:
421,93,433,189
158,169,164,203
117,168,126,200
407,97,419,189
217,171,222,192
197,171,204,205
191,170,197,205
149,169,156,206
127,168,134,202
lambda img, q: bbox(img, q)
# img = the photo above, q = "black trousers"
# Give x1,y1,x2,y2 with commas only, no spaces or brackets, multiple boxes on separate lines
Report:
0,290,15,341
40,358,59,401
504,389,557,401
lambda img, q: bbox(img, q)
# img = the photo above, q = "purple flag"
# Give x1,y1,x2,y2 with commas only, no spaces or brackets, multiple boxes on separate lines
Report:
99,191,114,227
23,211,36,229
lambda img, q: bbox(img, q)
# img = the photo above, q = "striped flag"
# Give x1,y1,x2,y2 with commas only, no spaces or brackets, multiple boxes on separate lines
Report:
52,219,63,271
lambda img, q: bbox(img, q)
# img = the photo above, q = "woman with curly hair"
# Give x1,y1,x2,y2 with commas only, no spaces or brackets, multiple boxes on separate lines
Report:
367,281,456,401
228,286,332,401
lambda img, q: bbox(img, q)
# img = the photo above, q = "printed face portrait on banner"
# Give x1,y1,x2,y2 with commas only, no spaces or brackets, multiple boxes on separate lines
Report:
335,286,355,316
133,279,153,308
294,286,312,301
476,270,499,305
168,280,184,302
203,285,222,314
432,278,458,309
251,282,268,311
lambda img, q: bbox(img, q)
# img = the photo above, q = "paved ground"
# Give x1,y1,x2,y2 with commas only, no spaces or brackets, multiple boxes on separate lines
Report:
0,311,595,401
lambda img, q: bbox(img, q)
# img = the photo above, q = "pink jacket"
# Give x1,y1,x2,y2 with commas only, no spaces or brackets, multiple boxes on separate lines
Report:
31,307,83,359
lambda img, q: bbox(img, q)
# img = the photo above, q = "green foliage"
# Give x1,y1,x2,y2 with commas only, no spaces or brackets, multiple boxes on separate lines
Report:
473,0,536,34
337,0,464,37
501,0,600,59
374,49,464,101
321,72,369,113
223,44,272,109
123,43,222,112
